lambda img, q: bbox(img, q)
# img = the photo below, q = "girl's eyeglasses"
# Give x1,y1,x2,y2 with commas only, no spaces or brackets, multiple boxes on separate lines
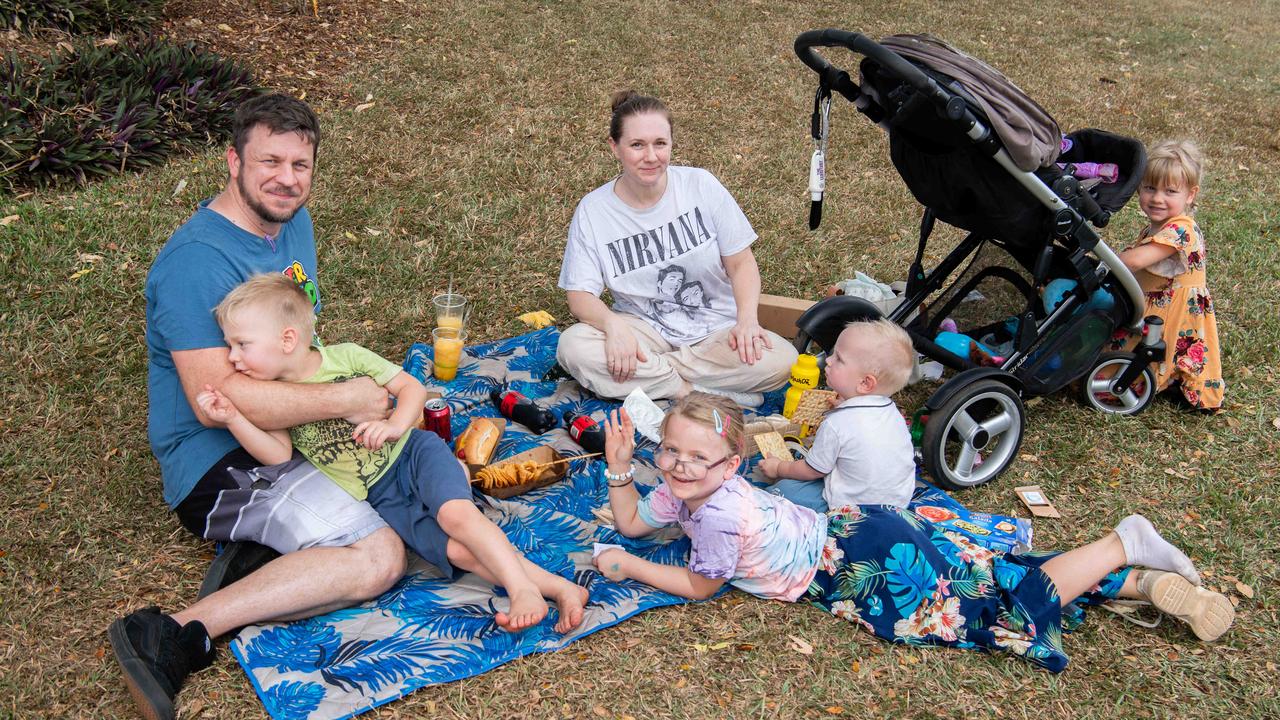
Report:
653,448,730,480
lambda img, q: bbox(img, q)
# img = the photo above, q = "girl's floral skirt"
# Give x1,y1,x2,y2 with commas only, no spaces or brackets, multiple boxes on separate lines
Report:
803,505,1128,672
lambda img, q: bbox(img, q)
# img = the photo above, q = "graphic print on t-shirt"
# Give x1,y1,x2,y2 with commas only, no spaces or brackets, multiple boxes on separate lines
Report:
603,206,711,280
283,260,320,309
607,207,721,341
289,374,394,489
647,263,716,338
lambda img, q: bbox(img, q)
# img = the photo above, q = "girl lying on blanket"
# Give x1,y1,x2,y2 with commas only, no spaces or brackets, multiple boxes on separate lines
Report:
592,393,1234,671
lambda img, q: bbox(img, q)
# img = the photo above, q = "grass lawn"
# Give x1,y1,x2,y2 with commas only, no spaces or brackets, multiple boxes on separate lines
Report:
2,0,1278,717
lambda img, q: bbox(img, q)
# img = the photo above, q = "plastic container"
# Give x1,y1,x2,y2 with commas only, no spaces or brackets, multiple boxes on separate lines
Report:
782,354,821,418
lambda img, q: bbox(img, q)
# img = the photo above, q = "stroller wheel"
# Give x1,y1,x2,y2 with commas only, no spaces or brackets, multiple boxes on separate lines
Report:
792,330,828,367
922,378,1024,490
1081,352,1156,415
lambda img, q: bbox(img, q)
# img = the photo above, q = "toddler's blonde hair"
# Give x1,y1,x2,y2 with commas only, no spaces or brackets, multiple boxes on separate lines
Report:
843,319,915,396
215,273,316,335
660,392,746,455
1143,139,1205,212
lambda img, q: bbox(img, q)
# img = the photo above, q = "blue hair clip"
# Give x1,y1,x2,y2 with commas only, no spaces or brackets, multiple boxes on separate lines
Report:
712,408,727,437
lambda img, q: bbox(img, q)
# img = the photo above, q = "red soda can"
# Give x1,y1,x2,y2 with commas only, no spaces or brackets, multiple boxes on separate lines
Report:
421,398,452,443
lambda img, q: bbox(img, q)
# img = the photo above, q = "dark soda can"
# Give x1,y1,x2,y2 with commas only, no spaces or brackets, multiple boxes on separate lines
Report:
421,398,452,443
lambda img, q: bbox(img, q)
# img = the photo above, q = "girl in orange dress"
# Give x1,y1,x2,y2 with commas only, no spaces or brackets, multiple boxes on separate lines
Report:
1116,140,1224,410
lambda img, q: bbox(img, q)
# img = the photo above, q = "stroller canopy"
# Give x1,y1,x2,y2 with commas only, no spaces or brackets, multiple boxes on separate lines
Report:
880,34,1062,172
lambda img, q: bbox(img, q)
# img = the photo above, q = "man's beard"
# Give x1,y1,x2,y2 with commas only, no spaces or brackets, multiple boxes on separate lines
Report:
239,172,307,225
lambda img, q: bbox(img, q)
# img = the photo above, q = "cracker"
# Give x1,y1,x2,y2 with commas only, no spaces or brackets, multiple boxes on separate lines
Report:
753,431,790,459
790,389,838,428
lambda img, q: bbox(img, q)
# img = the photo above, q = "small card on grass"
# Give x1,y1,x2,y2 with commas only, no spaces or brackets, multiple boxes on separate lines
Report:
1015,485,1061,518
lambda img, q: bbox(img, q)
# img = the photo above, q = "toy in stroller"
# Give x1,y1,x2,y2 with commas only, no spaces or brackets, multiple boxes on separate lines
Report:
791,30,1166,490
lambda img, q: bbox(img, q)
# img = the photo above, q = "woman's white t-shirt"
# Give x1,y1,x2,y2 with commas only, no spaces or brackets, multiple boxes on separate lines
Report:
558,166,756,345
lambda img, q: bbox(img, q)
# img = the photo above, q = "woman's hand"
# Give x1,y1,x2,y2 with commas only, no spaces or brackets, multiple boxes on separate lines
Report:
727,320,772,365
603,408,636,474
603,319,648,383
593,547,635,581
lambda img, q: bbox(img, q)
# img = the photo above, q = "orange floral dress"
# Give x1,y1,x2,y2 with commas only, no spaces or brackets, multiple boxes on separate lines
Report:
1116,215,1224,409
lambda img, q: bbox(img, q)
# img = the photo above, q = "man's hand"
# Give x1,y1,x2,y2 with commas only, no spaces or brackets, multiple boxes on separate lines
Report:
195,385,240,425
351,419,408,451
593,547,635,582
341,377,395,425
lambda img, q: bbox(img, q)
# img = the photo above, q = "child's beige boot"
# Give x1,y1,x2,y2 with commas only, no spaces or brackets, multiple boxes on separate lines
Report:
1136,569,1234,641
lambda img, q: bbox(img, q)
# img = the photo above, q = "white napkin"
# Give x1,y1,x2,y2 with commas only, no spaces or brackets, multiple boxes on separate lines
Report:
622,387,664,443
592,542,625,559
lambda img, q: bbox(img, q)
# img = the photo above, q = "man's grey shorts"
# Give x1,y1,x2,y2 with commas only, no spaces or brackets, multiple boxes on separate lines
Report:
175,448,387,553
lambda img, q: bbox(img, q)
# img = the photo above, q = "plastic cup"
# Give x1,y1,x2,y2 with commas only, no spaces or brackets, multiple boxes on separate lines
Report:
433,293,468,331
432,326,466,382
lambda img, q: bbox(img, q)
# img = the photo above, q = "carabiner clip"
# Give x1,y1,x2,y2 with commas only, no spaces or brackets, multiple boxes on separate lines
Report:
808,86,832,230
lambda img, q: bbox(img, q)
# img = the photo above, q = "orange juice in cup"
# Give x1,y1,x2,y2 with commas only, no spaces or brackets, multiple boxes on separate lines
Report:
433,293,468,332
432,327,466,381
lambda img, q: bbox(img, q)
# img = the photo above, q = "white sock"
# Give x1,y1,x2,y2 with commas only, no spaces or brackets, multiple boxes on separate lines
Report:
1113,514,1200,585
691,384,764,408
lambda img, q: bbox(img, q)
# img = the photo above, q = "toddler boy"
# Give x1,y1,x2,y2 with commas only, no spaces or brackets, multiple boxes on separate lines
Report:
198,274,586,632
760,319,916,511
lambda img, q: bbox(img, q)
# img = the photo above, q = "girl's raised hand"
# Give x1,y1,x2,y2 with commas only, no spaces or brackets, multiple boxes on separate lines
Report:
602,407,636,473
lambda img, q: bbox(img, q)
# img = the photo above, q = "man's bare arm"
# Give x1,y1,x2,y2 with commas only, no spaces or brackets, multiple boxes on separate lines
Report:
174,347,390,431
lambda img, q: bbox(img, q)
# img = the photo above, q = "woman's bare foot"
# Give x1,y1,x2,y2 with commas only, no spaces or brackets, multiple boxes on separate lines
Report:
552,582,590,633
495,587,549,631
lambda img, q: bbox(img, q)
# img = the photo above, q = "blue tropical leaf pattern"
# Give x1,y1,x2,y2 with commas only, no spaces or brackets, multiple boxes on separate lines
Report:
229,329,718,720
242,621,342,674
885,542,938,615
319,636,444,694
230,329,1127,719
262,681,326,720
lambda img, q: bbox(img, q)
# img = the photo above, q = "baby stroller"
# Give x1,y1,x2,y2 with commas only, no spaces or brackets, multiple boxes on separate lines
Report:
790,30,1166,490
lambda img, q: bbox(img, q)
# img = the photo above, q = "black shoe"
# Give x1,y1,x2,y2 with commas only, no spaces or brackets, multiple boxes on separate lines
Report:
108,607,214,720
197,541,281,600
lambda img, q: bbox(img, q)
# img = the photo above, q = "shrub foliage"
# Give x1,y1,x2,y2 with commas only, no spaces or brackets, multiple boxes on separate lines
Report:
0,0,162,34
1,38,261,188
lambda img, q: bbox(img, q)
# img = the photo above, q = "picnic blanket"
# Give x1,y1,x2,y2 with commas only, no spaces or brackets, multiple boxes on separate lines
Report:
227,327,1028,720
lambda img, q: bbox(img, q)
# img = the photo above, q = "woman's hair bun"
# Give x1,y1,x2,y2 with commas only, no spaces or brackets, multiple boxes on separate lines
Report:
610,89,638,113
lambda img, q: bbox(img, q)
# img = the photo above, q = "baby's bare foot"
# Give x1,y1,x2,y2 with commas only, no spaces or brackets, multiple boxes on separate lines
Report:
497,588,548,632
553,582,590,633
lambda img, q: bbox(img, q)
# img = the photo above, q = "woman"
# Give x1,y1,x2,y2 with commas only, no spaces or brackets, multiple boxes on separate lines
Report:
556,91,797,406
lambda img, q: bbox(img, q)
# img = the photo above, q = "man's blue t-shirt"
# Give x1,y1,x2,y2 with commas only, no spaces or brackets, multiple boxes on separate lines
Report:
146,201,321,508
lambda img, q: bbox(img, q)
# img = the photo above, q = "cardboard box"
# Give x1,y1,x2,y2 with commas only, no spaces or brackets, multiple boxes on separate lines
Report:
757,294,815,340
474,445,565,499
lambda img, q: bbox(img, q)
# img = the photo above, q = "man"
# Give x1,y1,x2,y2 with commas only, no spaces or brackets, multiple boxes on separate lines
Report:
109,94,406,720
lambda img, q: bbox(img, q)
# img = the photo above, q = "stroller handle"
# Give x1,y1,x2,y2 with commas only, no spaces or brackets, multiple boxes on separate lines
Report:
795,29,944,104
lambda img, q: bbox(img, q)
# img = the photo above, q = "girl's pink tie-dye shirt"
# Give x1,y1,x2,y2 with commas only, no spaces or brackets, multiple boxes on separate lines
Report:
636,475,827,601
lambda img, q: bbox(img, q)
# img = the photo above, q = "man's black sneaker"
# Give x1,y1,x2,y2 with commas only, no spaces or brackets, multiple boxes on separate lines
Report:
108,607,214,720
197,541,281,599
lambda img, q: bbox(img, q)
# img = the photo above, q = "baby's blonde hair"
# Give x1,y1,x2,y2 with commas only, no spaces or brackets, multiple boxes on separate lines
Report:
214,273,316,335
1143,139,1205,211
842,319,915,396
660,392,746,455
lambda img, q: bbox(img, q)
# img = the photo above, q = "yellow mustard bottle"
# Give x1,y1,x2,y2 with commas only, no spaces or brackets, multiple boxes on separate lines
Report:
782,353,821,418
